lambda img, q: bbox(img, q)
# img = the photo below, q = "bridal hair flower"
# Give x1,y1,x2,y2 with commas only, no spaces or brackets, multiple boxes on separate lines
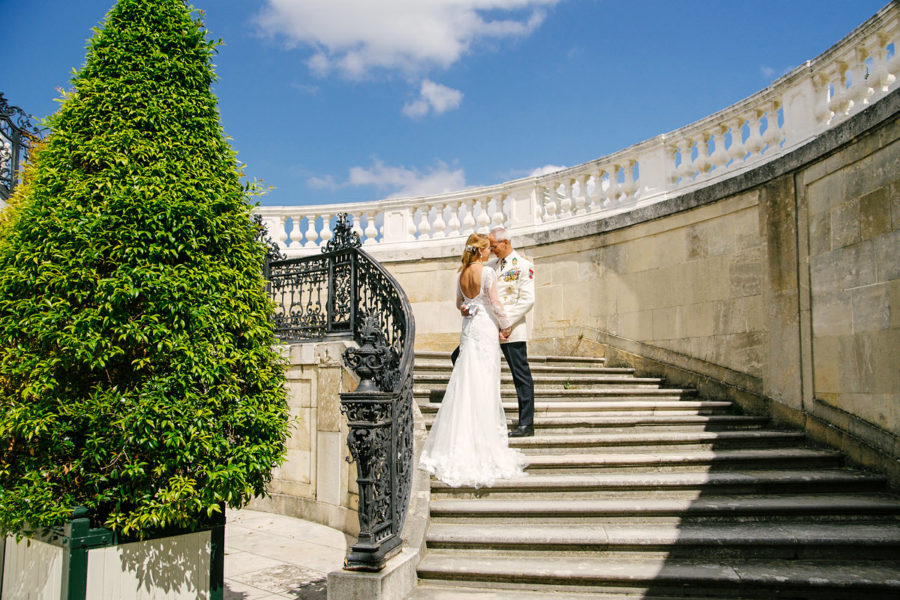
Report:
465,245,478,254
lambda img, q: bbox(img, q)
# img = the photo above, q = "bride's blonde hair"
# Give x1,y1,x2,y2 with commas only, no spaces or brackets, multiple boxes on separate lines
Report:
458,233,489,272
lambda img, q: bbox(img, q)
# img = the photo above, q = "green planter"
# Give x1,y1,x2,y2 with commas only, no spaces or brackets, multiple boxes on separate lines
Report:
0,508,224,600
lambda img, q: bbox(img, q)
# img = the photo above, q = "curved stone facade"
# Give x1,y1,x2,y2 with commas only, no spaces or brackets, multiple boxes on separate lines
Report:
389,88,900,484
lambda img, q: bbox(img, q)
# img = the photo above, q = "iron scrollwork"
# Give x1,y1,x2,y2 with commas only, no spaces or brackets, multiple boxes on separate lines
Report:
265,212,415,571
0,93,44,201
323,212,362,253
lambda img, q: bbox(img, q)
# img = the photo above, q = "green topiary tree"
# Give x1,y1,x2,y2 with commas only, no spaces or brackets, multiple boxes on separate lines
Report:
0,0,289,536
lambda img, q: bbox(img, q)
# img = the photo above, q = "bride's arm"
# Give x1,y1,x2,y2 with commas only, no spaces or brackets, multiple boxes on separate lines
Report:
487,270,512,331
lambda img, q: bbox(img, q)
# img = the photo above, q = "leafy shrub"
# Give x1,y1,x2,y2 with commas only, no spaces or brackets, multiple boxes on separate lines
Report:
0,0,289,536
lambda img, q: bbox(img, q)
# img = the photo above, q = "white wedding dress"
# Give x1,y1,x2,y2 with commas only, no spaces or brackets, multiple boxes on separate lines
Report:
418,266,528,487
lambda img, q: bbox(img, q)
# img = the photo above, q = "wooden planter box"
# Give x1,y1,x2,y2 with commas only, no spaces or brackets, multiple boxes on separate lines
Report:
0,509,224,600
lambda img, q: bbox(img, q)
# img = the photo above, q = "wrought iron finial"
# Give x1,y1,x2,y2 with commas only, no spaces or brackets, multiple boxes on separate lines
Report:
251,213,286,263
343,313,392,393
323,212,362,253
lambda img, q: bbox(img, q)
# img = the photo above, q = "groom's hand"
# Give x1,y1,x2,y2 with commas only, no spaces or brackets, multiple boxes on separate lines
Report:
460,307,470,316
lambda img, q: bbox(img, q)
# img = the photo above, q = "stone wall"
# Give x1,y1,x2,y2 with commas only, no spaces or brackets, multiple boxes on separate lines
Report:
388,90,900,485
248,341,360,535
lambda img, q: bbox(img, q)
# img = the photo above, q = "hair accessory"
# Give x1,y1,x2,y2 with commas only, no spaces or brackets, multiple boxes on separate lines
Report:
465,245,478,254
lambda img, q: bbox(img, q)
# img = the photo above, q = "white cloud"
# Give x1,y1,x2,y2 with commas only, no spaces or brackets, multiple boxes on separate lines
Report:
403,80,463,118
256,0,560,79
308,159,467,198
761,65,795,80
529,164,567,177
307,174,339,190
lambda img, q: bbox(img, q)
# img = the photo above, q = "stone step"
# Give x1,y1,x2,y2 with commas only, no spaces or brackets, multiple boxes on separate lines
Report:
419,400,734,415
414,374,663,388
415,351,607,366
520,448,843,472
408,581,748,600
408,582,725,600
425,521,900,559
414,362,634,376
415,553,900,599
423,414,768,433
415,387,698,398
428,469,888,499
507,430,806,452
429,493,900,524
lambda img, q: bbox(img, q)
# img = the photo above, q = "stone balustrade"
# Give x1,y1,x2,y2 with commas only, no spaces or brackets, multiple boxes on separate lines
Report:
256,3,898,259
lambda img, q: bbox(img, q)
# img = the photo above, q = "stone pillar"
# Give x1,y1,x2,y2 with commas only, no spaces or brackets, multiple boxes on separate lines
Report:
760,173,804,418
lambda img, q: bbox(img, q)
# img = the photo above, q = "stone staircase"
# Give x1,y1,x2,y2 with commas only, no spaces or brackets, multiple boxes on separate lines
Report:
406,351,900,599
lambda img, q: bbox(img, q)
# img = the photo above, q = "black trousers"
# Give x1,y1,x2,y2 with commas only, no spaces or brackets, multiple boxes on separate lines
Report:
450,341,534,428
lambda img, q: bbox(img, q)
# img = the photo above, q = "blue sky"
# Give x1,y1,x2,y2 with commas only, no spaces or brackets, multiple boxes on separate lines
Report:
3,0,889,206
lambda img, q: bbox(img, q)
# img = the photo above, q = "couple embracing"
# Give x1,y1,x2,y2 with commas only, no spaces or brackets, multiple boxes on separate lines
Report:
418,227,535,487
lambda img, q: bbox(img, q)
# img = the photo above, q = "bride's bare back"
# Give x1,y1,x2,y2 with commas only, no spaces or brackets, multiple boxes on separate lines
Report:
459,264,484,298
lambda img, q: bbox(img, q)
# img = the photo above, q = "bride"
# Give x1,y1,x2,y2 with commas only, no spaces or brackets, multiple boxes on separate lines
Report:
418,233,528,487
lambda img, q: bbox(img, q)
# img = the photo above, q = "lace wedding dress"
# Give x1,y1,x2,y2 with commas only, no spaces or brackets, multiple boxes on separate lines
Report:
418,266,528,487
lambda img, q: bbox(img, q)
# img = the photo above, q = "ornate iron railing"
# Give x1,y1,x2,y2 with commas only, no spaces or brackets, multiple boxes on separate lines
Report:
0,93,42,202
266,213,416,571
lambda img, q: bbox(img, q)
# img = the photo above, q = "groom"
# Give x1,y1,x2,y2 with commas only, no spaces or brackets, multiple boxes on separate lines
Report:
487,227,536,437
451,227,536,436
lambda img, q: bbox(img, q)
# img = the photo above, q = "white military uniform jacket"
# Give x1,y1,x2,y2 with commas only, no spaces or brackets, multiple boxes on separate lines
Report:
488,250,535,344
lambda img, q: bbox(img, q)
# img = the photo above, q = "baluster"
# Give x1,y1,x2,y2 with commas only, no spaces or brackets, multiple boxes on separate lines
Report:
287,215,302,248
575,174,589,214
407,207,420,239
268,215,288,252
846,46,871,110
304,214,319,248
490,195,506,229
607,165,621,203
364,211,378,244
665,148,680,186
590,170,604,209
762,103,783,151
812,72,834,126
319,213,333,246
351,212,365,241
744,111,766,158
462,199,477,233
727,118,747,164
675,141,694,184
558,179,573,217
447,201,462,236
693,134,712,177
709,126,729,172
476,197,491,232
620,161,637,200
827,61,851,117
418,206,432,239
542,184,558,221
432,203,447,238
884,32,900,92
868,34,895,96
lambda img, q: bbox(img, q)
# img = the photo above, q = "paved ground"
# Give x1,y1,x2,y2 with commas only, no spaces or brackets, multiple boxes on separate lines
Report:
224,509,350,600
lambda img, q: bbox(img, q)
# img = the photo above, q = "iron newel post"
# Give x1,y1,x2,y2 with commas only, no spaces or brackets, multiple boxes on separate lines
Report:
302,213,414,571
264,212,414,571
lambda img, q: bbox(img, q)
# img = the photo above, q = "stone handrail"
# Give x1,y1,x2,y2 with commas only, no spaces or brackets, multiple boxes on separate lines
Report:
256,2,899,258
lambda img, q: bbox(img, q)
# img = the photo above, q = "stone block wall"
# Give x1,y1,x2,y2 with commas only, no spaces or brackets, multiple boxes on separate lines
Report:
248,341,360,535
799,118,900,468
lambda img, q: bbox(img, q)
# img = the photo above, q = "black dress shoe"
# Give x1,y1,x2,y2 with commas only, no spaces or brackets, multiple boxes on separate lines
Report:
508,426,534,438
